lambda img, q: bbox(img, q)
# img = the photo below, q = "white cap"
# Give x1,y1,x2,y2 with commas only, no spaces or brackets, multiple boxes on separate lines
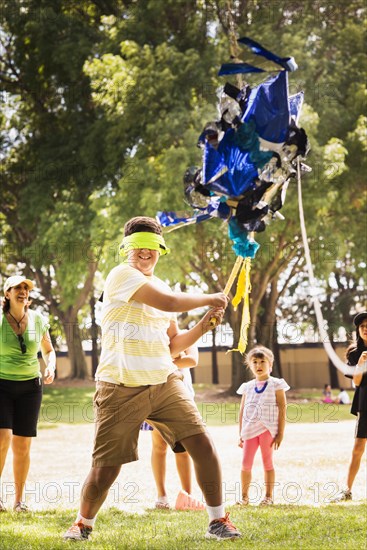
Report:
3,275,35,294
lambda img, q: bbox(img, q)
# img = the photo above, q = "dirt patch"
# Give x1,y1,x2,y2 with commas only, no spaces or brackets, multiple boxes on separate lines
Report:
51,377,95,388
1,419,364,511
193,386,317,404
194,386,239,403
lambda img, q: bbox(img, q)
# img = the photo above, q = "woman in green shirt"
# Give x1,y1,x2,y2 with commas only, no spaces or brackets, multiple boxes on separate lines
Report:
0,275,56,512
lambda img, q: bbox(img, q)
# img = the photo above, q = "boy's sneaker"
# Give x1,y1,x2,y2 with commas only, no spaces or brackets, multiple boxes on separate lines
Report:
330,489,352,503
63,522,93,541
175,490,206,511
205,513,242,540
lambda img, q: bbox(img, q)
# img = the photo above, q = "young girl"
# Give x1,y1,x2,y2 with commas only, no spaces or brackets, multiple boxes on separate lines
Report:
149,339,205,511
237,346,289,506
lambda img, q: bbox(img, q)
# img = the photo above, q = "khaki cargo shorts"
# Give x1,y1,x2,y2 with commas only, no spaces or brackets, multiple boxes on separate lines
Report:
92,371,206,467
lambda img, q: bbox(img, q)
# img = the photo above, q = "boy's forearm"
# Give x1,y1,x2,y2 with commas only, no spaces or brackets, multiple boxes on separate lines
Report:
170,292,215,312
133,282,227,312
169,321,205,357
173,355,197,368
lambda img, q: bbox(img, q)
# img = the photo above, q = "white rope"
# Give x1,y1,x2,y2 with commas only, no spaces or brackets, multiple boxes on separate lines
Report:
297,158,355,376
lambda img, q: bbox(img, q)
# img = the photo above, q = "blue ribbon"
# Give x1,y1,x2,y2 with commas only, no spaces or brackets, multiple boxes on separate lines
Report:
238,37,298,72
218,63,265,76
218,37,298,76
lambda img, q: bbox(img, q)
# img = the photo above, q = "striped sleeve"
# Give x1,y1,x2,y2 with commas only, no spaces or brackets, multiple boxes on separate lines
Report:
105,265,148,303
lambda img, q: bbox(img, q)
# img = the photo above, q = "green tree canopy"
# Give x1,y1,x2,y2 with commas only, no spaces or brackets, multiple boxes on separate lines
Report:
1,0,365,387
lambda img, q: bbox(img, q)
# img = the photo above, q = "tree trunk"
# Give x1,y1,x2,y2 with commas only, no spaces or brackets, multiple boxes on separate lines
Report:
328,357,339,389
61,313,88,379
229,268,285,391
35,261,98,379
230,350,246,394
90,295,99,378
327,330,340,388
191,366,195,384
212,328,219,384
273,321,282,378
258,279,278,345
258,278,282,376
229,305,254,393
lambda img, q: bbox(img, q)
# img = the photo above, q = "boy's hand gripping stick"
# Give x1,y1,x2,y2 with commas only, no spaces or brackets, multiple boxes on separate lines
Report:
209,256,244,329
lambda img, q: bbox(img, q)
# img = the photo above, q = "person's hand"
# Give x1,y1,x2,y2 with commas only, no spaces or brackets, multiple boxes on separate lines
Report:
238,437,243,448
355,352,367,375
44,368,55,384
209,292,229,308
202,307,225,332
271,433,283,450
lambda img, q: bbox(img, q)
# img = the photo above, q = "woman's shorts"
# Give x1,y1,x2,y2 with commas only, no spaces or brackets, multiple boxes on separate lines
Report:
355,412,367,439
0,377,43,437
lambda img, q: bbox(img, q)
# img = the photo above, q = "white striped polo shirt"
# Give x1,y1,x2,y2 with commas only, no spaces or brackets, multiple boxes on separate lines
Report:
95,263,177,386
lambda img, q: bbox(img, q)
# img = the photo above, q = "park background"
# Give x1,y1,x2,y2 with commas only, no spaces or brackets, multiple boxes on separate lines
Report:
0,2,366,548
1,0,366,392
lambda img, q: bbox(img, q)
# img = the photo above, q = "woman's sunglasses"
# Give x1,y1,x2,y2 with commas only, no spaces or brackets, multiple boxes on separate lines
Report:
18,335,27,354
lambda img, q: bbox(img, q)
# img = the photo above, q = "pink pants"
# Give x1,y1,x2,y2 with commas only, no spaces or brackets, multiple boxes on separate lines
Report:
242,430,274,471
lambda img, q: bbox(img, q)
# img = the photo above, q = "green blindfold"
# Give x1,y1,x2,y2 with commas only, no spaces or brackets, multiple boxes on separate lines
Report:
119,232,170,256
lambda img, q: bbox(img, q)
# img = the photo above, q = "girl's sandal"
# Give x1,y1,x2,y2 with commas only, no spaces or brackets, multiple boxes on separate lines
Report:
259,497,273,506
13,501,29,513
155,501,170,509
235,497,249,506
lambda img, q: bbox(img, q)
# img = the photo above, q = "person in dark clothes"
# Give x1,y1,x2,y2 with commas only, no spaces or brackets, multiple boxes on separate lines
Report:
331,311,367,502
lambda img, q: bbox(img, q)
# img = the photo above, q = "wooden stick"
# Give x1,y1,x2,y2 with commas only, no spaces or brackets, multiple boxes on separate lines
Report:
209,256,244,328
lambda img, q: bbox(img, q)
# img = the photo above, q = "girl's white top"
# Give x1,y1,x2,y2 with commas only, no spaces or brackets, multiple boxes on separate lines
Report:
237,376,290,440
181,367,195,398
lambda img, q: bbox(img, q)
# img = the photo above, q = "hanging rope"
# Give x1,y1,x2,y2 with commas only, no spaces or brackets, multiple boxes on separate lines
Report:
225,0,244,90
297,158,355,376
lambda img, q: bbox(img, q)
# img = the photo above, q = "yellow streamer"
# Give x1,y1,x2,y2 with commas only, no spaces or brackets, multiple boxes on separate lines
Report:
231,262,246,310
228,258,252,354
209,256,244,328
208,255,252,354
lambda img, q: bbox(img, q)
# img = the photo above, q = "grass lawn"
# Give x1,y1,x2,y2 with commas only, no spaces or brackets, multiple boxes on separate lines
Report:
2,385,364,549
40,386,95,427
40,385,356,427
0,505,366,549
